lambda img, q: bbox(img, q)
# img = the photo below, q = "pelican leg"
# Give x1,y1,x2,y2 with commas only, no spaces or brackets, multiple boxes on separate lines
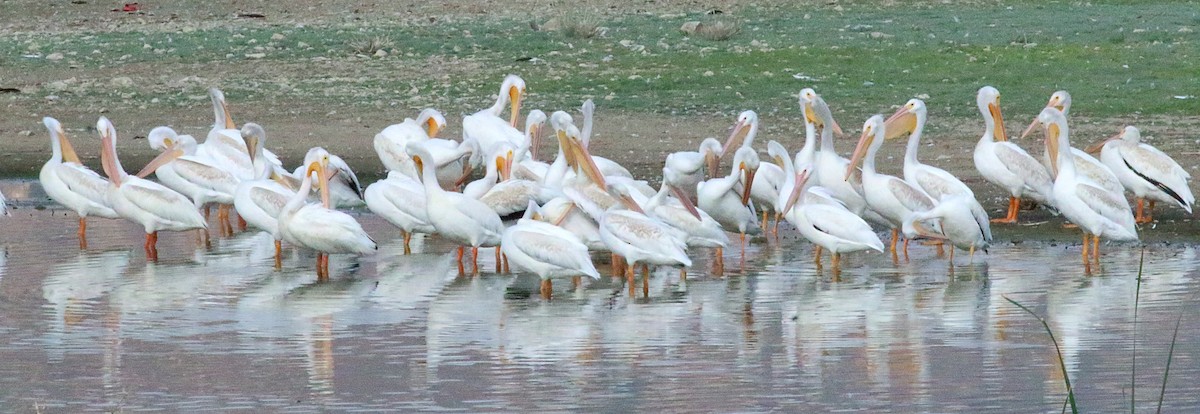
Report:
761,209,769,231
78,217,88,250
773,213,782,238
903,237,910,262
237,213,247,231
949,246,955,263
969,245,976,263
204,205,211,221
540,279,552,299
814,246,823,268
401,230,412,255
739,232,746,267
680,268,687,281
889,229,899,253
642,268,649,298
1081,233,1090,264
216,205,228,236
495,245,502,271
1147,200,1156,222
1134,198,1146,223
572,276,581,289
1092,234,1101,262
456,246,465,275
502,253,510,273
144,231,159,261
274,240,282,269
991,196,1018,223
471,246,480,275
831,252,841,271
714,247,724,275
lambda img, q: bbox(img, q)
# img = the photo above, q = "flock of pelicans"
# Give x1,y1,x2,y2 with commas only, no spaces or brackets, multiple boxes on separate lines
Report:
15,75,1197,298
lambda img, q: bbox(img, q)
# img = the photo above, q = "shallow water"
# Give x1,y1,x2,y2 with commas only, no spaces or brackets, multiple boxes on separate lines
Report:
2,179,1200,412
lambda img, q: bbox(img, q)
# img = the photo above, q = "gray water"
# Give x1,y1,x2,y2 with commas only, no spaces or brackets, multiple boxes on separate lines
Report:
2,179,1199,412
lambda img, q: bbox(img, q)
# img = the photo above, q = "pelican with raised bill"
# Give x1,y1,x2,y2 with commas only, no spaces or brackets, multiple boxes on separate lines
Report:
97,117,207,260
502,201,600,299
1088,126,1194,223
1039,107,1138,265
781,166,883,271
846,115,939,258
971,86,1055,224
801,88,873,221
39,117,121,248
408,141,505,274
277,154,377,278
577,99,633,179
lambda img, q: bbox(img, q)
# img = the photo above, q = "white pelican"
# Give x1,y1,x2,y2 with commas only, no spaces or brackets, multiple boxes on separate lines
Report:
292,147,363,208
884,98,990,241
233,165,295,266
846,115,938,256
578,99,633,179
277,155,377,278
479,161,555,217
751,141,787,231
96,117,207,259
502,201,600,299
364,171,434,255
780,166,883,270
39,117,120,247
1089,125,1194,223
1021,91,1124,194
461,143,511,200
408,141,505,274
720,110,760,156
462,74,525,165
647,167,727,249
0,190,6,217
1039,107,1137,264
664,137,723,201
374,108,447,177
697,146,761,265
904,193,992,262
145,126,241,235
599,184,691,289
240,123,298,189
971,86,1054,223
801,89,871,218
201,88,255,181
512,109,550,180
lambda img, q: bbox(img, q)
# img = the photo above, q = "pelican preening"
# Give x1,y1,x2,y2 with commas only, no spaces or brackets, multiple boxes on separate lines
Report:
29,77,1174,283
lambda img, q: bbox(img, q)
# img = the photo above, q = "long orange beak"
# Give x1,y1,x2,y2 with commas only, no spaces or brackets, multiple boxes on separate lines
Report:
56,126,82,164
782,169,811,214
704,151,719,179
570,134,607,188
426,117,441,138
530,123,542,160
845,128,873,181
134,146,184,179
669,184,703,220
989,101,1007,142
411,155,425,182
99,127,124,186
722,121,749,155
508,86,523,128
616,191,644,213
222,100,236,129
740,162,756,206
1084,130,1122,154
1044,123,1061,174
883,108,916,140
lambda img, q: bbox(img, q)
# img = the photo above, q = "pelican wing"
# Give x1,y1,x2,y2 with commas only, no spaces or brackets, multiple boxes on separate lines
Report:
249,186,291,217
803,204,879,247
914,166,970,200
329,155,364,199
994,143,1052,188
481,181,546,216
1076,182,1134,227
886,176,936,213
54,162,111,204
288,205,375,254
122,180,204,227
510,229,591,272
172,157,240,193
606,213,685,251
1121,144,1192,193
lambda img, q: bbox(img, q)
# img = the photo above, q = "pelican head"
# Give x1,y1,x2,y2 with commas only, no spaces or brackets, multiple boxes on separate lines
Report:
96,116,126,184
699,137,723,178
722,110,758,155
1085,125,1139,154
209,87,236,129
732,147,759,206
42,117,81,164
606,182,645,213
1037,107,1070,174
416,108,446,138
526,109,548,159
846,115,887,181
501,74,526,126
406,141,435,182
661,167,704,220
782,164,813,214
798,88,843,136
239,122,267,162
766,140,789,168
491,142,516,181
884,98,926,139
1022,90,1073,139
976,86,1007,142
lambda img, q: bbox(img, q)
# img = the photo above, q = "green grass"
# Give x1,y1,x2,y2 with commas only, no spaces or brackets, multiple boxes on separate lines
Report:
1,2,1197,118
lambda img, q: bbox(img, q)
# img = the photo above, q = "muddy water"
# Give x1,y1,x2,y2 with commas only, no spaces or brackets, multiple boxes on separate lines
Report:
1,179,1199,412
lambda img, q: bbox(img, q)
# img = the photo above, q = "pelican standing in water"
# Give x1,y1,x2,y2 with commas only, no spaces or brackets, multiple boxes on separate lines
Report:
374,108,447,177
97,117,207,259
277,155,377,278
364,171,435,255
904,193,992,263
409,141,505,274
600,184,691,296
972,86,1054,224
697,147,761,268
1020,90,1124,195
664,137,723,201
233,123,298,265
846,115,938,258
39,117,120,248
502,201,600,299
801,89,872,220
1089,126,1194,223
781,166,883,271
145,126,241,237
1039,107,1138,265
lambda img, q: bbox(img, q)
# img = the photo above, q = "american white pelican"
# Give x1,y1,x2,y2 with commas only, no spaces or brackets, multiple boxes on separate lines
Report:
277,156,377,278
408,141,505,274
647,167,728,250
599,184,691,290
1021,91,1124,194
884,98,990,240
39,117,120,247
462,74,526,166
846,115,938,256
97,117,207,259
904,193,992,263
751,141,787,231
800,89,871,218
293,147,363,208
971,86,1054,223
664,137,723,201
374,108,447,177
502,201,600,299
201,88,255,181
721,110,760,155
462,143,512,200
698,146,761,265
512,109,550,179
1040,107,1138,264
780,166,883,270
1089,126,1194,223
364,171,434,255
240,123,298,189
233,165,295,266
578,99,633,179
145,126,241,235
